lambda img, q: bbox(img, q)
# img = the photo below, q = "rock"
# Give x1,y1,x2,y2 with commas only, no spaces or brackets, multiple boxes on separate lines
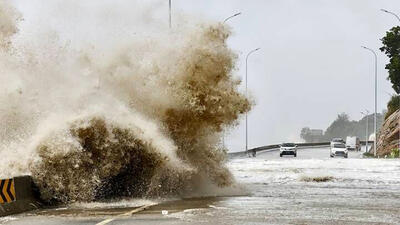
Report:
376,109,400,156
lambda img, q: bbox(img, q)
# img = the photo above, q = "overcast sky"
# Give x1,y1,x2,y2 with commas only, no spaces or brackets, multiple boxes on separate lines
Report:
14,0,400,152
172,0,400,151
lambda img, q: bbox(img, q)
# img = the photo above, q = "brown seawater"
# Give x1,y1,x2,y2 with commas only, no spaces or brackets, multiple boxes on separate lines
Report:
0,1,251,203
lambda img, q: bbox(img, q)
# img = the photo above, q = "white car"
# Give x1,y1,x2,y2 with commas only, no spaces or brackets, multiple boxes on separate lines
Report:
330,143,348,158
280,143,297,157
330,138,345,148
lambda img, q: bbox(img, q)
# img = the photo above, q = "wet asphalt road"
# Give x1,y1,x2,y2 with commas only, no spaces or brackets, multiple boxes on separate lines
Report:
2,146,400,225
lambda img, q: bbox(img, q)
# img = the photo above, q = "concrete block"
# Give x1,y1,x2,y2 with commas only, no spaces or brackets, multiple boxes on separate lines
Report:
0,176,42,217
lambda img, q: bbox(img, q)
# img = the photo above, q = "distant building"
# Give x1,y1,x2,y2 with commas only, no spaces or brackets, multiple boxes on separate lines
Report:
310,129,323,136
301,128,325,143
309,129,324,143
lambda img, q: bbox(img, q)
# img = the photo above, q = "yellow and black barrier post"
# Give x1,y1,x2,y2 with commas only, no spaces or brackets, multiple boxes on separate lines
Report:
0,179,16,204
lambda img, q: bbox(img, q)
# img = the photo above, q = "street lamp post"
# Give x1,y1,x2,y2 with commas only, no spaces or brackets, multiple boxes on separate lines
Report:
245,48,260,156
223,12,242,23
381,9,400,23
361,46,378,157
221,12,241,150
361,110,369,152
169,0,172,28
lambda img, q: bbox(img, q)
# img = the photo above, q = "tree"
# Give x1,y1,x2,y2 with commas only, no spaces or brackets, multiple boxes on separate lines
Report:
324,113,352,140
300,127,324,143
380,26,400,94
300,113,384,143
300,127,312,142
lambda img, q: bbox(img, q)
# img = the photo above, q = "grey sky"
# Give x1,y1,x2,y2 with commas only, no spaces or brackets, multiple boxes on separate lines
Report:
13,0,400,152
173,0,400,151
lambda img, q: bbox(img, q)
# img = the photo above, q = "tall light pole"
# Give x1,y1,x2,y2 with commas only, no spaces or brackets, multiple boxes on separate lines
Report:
361,46,378,157
169,0,172,28
361,110,369,152
381,9,400,23
221,12,241,150
245,48,260,155
223,12,242,23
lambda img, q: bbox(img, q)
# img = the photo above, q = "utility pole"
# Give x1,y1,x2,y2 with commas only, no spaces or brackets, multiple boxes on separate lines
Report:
245,48,260,156
361,46,378,157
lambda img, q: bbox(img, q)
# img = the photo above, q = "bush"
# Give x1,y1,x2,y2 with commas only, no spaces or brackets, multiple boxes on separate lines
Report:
385,95,400,119
390,148,399,158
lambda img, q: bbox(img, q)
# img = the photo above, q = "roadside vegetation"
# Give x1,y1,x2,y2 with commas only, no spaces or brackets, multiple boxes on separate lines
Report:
385,95,400,120
388,148,399,158
363,152,375,158
363,149,399,158
380,26,400,119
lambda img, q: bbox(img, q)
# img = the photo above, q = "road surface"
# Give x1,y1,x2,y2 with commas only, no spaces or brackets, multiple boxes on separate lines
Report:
2,147,400,224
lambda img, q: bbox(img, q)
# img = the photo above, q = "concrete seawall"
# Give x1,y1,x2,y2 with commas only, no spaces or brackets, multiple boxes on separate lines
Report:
0,176,41,217
376,109,400,156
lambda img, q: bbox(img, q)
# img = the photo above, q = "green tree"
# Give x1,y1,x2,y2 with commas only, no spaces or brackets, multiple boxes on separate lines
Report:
324,113,351,140
380,26,400,94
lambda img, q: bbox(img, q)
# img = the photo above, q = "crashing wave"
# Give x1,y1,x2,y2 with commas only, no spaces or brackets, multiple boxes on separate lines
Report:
0,1,251,203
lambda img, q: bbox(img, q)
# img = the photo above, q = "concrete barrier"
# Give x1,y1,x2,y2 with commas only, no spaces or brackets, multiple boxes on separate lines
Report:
0,176,42,217
228,141,374,159
228,142,328,158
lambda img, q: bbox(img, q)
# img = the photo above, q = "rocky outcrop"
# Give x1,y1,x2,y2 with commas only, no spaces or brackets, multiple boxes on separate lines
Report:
376,109,400,156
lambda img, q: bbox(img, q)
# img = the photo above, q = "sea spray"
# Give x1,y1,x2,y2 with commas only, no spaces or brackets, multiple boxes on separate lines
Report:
0,1,251,203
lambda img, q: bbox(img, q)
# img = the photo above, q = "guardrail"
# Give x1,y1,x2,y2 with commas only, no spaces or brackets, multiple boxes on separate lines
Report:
228,141,374,158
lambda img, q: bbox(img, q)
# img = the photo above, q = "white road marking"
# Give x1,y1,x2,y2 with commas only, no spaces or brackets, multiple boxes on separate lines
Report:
96,204,155,225
96,218,114,225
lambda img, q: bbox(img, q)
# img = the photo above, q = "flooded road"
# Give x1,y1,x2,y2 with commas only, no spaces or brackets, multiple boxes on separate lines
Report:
3,147,400,224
